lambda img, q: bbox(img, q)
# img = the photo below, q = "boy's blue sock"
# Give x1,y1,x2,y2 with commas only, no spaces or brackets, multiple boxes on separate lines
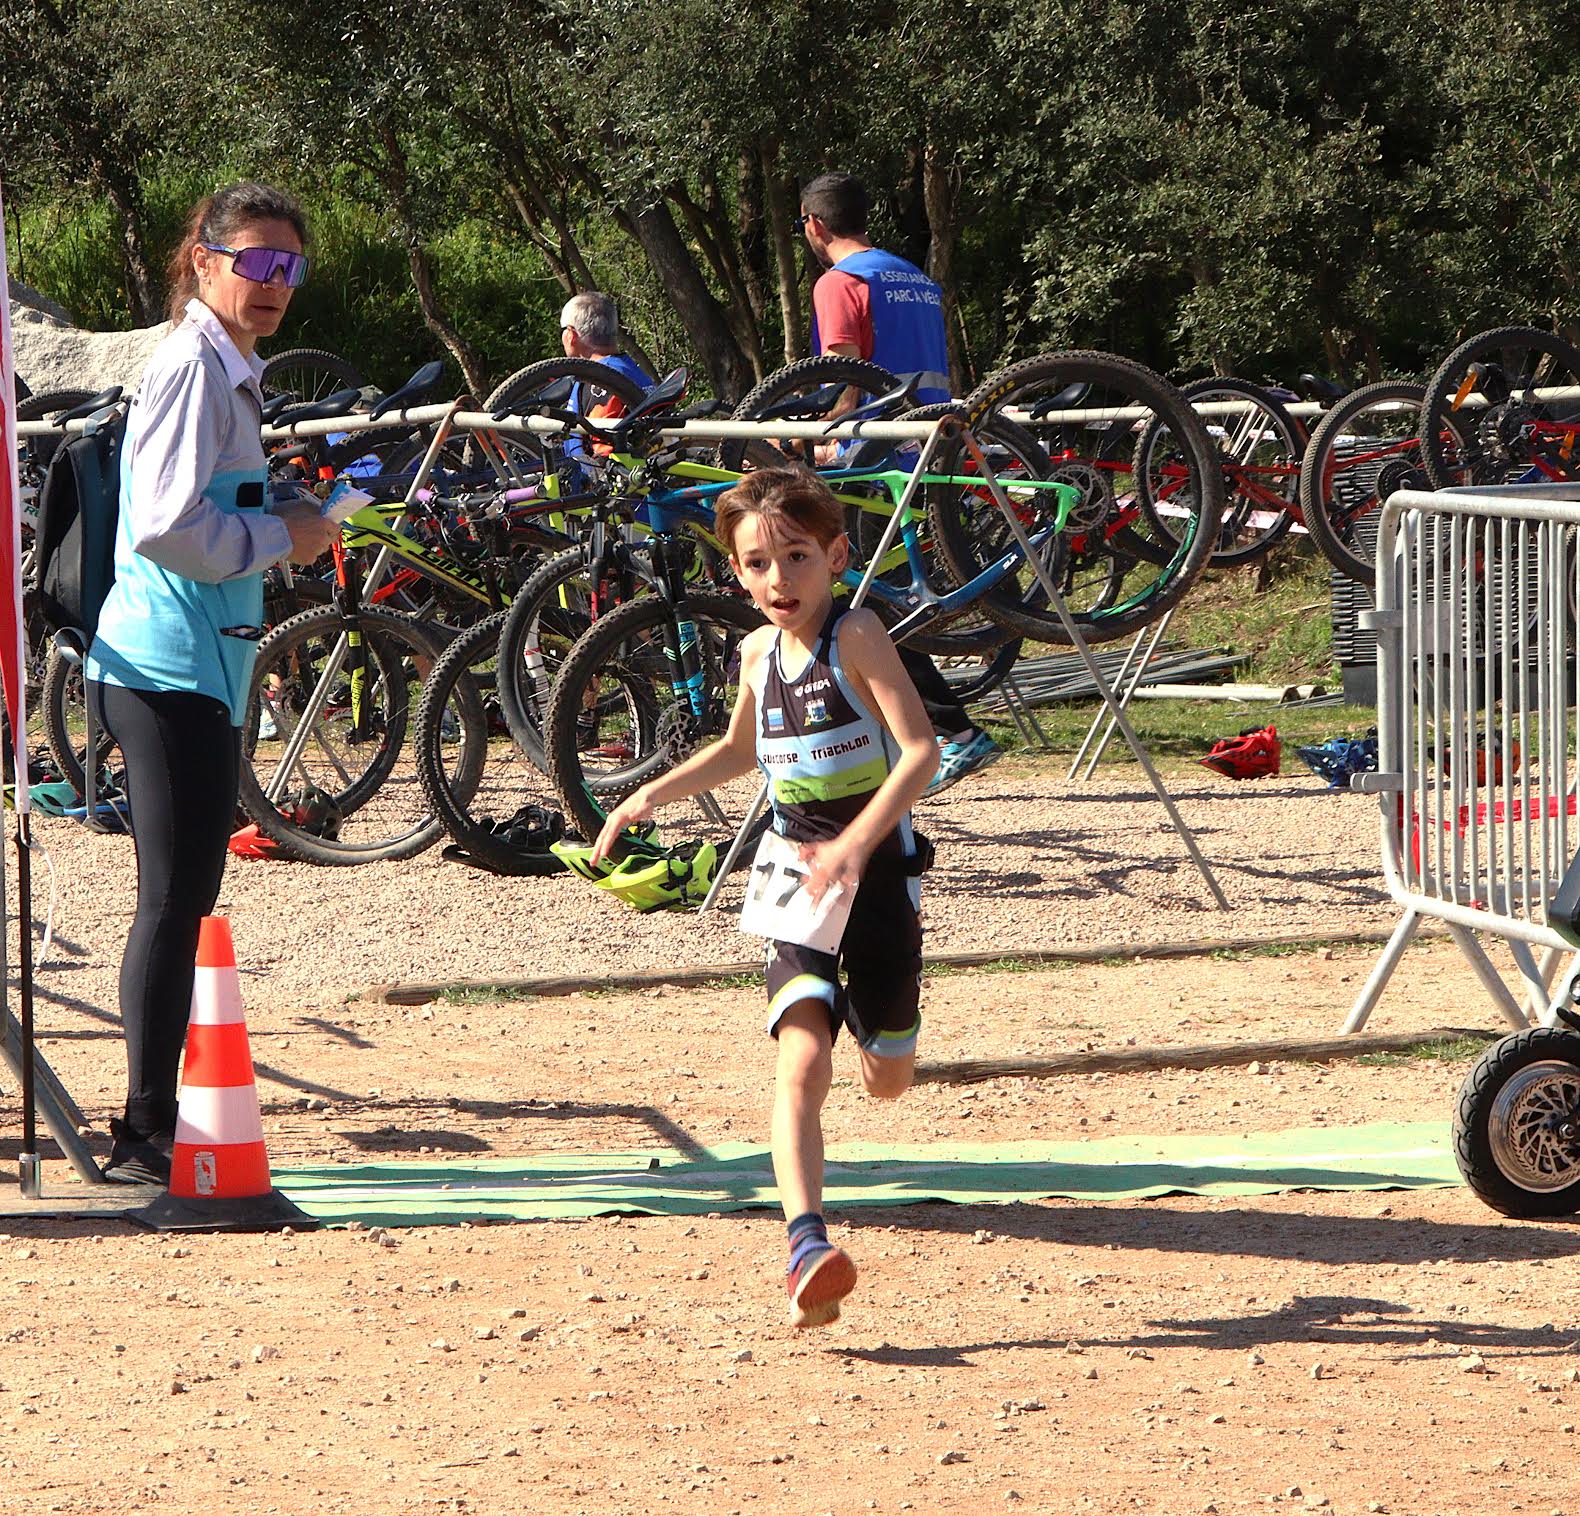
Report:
787,1212,831,1274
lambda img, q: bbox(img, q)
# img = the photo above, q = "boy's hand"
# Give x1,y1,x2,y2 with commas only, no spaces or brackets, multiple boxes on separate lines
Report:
797,834,870,906
592,790,654,865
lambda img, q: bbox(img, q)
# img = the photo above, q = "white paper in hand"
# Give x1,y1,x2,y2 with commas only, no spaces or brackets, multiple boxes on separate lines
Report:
323,481,374,525
738,829,853,953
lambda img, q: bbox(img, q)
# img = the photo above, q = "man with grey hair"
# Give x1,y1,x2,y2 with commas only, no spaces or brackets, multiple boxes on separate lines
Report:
558,291,651,456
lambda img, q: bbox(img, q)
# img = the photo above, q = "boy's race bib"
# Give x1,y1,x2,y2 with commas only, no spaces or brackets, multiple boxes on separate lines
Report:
738,829,853,953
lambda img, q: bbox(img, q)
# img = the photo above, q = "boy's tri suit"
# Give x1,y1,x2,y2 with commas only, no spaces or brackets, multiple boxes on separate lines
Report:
749,606,925,1057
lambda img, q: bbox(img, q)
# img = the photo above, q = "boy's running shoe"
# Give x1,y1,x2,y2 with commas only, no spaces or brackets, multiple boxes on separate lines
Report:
786,1244,858,1329
922,728,1001,799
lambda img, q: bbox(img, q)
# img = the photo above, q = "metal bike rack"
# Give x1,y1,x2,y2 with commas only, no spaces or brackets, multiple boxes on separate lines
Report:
1347,482,1580,1032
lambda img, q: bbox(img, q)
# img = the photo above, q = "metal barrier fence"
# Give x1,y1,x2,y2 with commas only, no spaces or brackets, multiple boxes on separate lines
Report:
1347,482,1580,1033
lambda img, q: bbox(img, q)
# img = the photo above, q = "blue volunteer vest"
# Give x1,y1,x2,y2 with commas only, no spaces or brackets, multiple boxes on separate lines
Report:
87,453,268,726
815,249,951,405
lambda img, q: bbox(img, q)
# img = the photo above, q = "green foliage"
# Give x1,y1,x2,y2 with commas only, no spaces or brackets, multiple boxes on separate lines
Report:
6,0,1580,387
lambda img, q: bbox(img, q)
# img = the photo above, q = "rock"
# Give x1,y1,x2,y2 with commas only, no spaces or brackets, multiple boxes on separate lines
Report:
474,1327,497,1341
731,1349,753,1364
251,1345,278,1363
1082,1367,1098,1380
1461,1354,1489,1374
8,294,171,393
1247,1349,1265,1366
938,1450,967,1465
971,1229,994,1245
1310,1362,1325,1380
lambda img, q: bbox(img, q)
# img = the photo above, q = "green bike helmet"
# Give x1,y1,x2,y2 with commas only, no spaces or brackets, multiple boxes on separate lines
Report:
550,819,662,882
593,839,717,912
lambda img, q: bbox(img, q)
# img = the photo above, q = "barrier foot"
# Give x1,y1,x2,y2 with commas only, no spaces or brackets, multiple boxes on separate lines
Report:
1446,924,1533,1031
126,1188,320,1235
1341,910,1420,1033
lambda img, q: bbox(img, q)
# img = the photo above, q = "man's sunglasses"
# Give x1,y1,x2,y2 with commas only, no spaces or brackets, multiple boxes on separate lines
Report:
793,213,811,233
202,244,310,288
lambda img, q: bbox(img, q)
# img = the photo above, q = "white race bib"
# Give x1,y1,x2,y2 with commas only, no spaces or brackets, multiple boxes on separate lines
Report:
738,829,854,953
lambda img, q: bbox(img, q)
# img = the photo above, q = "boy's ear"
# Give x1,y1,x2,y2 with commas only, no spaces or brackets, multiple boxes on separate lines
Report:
830,533,850,574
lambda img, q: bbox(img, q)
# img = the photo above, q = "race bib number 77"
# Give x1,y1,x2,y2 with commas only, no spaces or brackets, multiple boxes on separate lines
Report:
738,830,853,953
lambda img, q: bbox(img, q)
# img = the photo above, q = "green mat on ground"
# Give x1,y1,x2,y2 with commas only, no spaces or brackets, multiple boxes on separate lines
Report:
275,1122,1460,1228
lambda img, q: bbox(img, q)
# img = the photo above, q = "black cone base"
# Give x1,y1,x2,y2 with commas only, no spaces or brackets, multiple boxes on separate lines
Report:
126,1187,322,1233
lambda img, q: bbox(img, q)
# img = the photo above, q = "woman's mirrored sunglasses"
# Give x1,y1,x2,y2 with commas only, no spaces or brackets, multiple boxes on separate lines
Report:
202,244,310,288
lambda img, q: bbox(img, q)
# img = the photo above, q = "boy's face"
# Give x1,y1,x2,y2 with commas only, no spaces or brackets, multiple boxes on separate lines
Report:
729,513,848,636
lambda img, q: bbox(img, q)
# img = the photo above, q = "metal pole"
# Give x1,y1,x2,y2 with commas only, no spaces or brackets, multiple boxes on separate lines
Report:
954,427,1231,910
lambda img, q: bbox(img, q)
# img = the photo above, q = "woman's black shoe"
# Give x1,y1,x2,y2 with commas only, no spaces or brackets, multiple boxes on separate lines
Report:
102,1120,173,1186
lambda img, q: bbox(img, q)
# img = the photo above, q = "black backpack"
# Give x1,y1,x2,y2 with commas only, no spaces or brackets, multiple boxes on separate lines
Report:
30,410,124,646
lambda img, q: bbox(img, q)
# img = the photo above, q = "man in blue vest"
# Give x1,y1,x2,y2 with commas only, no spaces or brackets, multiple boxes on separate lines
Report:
801,171,1000,797
560,292,652,459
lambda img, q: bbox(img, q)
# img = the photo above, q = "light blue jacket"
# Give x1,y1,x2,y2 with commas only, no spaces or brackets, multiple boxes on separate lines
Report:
87,301,293,725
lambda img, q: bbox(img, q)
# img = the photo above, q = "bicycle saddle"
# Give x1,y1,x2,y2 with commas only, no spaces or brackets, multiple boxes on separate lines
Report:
52,386,124,424
1297,374,1350,404
272,387,363,426
369,360,446,419
1028,382,1090,419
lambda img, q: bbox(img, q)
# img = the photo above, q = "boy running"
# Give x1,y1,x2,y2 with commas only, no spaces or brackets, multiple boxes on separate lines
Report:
592,468,937,1327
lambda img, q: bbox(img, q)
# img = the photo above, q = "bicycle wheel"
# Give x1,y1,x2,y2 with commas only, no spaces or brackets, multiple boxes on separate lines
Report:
494,546,612,772
414,611,573,874
261,348,366,405
935,351,1222,643
720,355,901,472
544,592,766,853
237,605,446,864
1419,326,1580,490
40,643,116,797
1299,381,1428,587
847,401,1024,662
16,389,96,505
479,356,649,476
1135,377,1304,567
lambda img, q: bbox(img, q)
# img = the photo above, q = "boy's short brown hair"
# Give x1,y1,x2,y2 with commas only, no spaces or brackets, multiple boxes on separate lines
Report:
715,467,845,556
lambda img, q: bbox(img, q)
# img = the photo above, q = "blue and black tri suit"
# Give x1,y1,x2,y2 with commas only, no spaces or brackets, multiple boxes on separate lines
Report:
749,606,926,1058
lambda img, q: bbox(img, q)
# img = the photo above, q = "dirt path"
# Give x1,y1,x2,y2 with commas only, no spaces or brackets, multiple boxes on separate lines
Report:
5,764,1576,1513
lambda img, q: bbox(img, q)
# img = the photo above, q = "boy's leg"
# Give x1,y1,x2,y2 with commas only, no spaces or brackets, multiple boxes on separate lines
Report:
844,873,924,1101
770,998,834,1220
766,953,857,1328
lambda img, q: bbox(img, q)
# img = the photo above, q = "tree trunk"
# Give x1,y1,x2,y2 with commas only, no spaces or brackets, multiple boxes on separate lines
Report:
99,163,158,327
671,185,764,380
921,142,968,396
736,152,769,326
625,196,754,402
380,126,492,400
761,141,805,367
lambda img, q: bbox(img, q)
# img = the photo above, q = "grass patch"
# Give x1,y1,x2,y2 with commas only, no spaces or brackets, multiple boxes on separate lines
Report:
924,956,1070,978
437,985,539,1007
1356,1034,1493,1067
1207,939,1360,963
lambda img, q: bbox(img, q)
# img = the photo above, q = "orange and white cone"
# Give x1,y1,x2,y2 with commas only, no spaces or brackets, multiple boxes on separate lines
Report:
129,916,318,1233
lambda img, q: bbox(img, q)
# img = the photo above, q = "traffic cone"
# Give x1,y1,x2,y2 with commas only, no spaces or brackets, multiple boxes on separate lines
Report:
128,916,319,1233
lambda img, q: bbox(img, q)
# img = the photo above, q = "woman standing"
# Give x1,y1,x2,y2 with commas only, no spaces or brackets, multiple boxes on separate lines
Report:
86,182,339,1184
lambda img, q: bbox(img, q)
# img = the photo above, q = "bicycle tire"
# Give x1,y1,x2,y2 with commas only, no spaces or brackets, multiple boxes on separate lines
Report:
411,610,560,874
237,604,447,864
494,545,612,772
1299,381,1428,587
1419,325,1580,490
1135,377,1304,567
849,401,1025,661
261,347,366,404
938,351,1222,643
40,642,116,797
16,388,98,492
544,592,765,852
720,355,901,472
477,356,650,474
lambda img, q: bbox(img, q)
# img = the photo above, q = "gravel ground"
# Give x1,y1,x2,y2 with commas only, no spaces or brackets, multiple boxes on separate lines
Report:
18,759,1387,1026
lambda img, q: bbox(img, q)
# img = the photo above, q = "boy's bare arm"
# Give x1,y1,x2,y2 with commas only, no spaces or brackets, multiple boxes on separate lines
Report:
591,629,769,862
798,611,939,899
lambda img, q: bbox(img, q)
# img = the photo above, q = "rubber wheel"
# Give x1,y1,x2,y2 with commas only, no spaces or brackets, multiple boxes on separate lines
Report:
543,592,765,855
1299,381,1427,587
261,347,366,405
719,355,901,472
1135,377,1304,568
938,350,1222,644
40,642,116,797
16,388,97,496
478,356,649,475
1453,1026,1580,1217
1419,326,1580,490
237,605,447,864
494,546,610,772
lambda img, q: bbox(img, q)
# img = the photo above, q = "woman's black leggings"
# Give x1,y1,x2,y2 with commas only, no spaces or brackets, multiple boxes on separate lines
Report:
89,682,241,1138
